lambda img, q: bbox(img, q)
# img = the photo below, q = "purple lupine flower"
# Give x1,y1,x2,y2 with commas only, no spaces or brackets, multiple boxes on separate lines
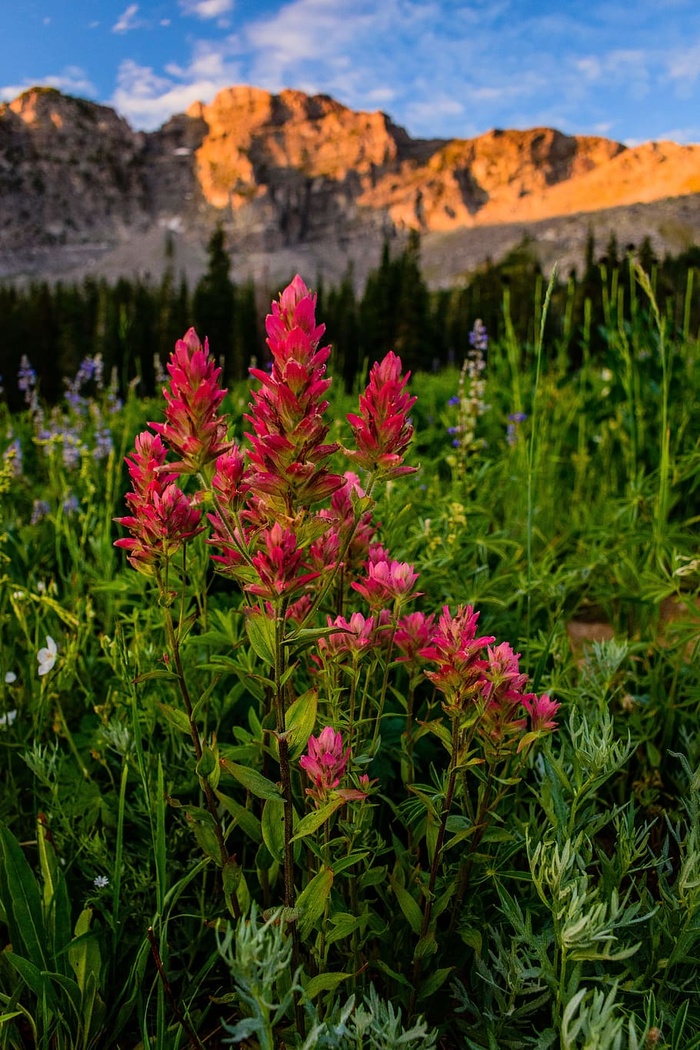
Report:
93,427,113,460
31,499,51,525
469,319,489,353
507,412,528,447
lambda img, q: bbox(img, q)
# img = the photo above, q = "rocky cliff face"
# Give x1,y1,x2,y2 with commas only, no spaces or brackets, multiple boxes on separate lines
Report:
1,84,699,286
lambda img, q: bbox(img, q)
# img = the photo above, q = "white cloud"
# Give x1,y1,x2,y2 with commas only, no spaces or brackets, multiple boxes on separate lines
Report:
0,67,97,104
113,4,140,34
110,52,242,129
179,0,233,18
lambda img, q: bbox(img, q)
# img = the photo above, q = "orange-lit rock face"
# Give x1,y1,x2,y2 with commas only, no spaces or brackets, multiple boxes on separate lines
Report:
187,89,700,229
1,82,699,285
193,86,401,209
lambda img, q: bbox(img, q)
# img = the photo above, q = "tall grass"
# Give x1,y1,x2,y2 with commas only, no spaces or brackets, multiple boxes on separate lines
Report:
1,271,700,1048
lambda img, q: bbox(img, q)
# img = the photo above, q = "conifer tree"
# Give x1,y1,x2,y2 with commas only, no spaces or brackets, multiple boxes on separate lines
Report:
193,224,237,380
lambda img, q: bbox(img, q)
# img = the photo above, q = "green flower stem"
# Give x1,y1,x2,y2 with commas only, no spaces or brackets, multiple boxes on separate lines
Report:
410,716,461,1013
272,600,305,1039
157,566,241,921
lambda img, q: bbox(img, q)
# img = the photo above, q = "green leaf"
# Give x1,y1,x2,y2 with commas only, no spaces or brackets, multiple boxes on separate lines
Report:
68,908,102,997
196,744,220,789
325,912,363,946
261,798,286,864
157,703,192,736
37,817,72,971
389,875,423,936
215,791,262,843
297,866,334,938
291,797,345,842
413,932,438,960
417,718,452,751
246,612,276,666
332,851,370,875
220,758,283,800
285,688,318,761
0,823,48,970
305,970,351,999
359,866,387,889
418,966,454,1000
4,953,55,1004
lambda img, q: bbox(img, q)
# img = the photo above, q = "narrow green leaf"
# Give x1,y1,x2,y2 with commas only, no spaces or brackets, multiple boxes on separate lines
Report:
297,866,334,938
157,703,192,736
215,791,262,843
285,688,318,761
305,970,351,999
389,875,423,936
68,908,102,996
261,798,286,864
246,612,276,666
291,797,345,842
418,966,454,1001
332,850,370,875
37,817,72,971
0,823,48,969
4,953,55,1004
220,758,282,800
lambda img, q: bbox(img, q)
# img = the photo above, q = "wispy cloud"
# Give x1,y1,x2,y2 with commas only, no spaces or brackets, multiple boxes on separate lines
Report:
113,4,141,34
111,49,242,128
179,0,233,18
95,0,700,144
0,66,97,104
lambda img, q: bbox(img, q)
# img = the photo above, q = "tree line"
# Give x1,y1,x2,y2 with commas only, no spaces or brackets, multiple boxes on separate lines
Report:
1,224,699,409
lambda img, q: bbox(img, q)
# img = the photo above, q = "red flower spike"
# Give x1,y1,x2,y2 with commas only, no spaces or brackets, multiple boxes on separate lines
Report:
245,276,343,520
419,604,495,710
352,546,420,608
395,611,437,663
300,726,351,803
246,522,320,600
346,351,418,478
150,328,230,475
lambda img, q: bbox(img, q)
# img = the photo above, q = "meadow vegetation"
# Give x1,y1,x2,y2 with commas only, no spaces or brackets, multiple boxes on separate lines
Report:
0,260,699,1049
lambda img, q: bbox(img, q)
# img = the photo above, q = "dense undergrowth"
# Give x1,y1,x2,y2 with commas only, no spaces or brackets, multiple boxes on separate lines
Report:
0,267,700,1049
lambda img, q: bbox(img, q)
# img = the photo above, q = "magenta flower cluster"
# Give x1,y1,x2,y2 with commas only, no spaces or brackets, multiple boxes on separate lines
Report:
116,275,559,801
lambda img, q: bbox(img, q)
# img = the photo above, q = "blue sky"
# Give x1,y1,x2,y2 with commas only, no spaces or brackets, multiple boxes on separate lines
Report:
2,0,699,145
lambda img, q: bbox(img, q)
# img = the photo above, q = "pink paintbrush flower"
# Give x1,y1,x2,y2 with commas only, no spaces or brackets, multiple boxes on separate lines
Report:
245,276,343,520
420,604,495,713
300,726,350,801
150,328,230,475
395,611,437,663
346,351,417,478
319,612,376,657
521,693,561,733
247,522,320,600
352,545,420,607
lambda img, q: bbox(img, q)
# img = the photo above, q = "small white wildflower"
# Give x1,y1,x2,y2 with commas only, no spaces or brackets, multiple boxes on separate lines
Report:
93,875,109,889
37,636,58,676
4,671,17,684
0,710,17,728
12,591,24,601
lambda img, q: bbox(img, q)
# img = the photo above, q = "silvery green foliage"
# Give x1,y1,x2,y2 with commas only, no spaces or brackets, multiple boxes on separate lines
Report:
302,985,438,1050
577,639,630,709
529,833,650,964
561,984,642,1050
217,906,438,1050
218,904,303,1050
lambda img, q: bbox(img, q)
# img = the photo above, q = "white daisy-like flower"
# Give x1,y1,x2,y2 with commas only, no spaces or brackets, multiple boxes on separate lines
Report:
37,636,58,676
93,875,109,889
0,710,17,727
4,671,17,684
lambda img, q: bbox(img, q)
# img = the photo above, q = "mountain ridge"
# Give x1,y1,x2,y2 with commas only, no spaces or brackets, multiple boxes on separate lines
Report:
1,83,699,287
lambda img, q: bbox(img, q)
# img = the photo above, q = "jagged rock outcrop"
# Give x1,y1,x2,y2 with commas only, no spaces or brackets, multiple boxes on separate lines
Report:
0,83,699,286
